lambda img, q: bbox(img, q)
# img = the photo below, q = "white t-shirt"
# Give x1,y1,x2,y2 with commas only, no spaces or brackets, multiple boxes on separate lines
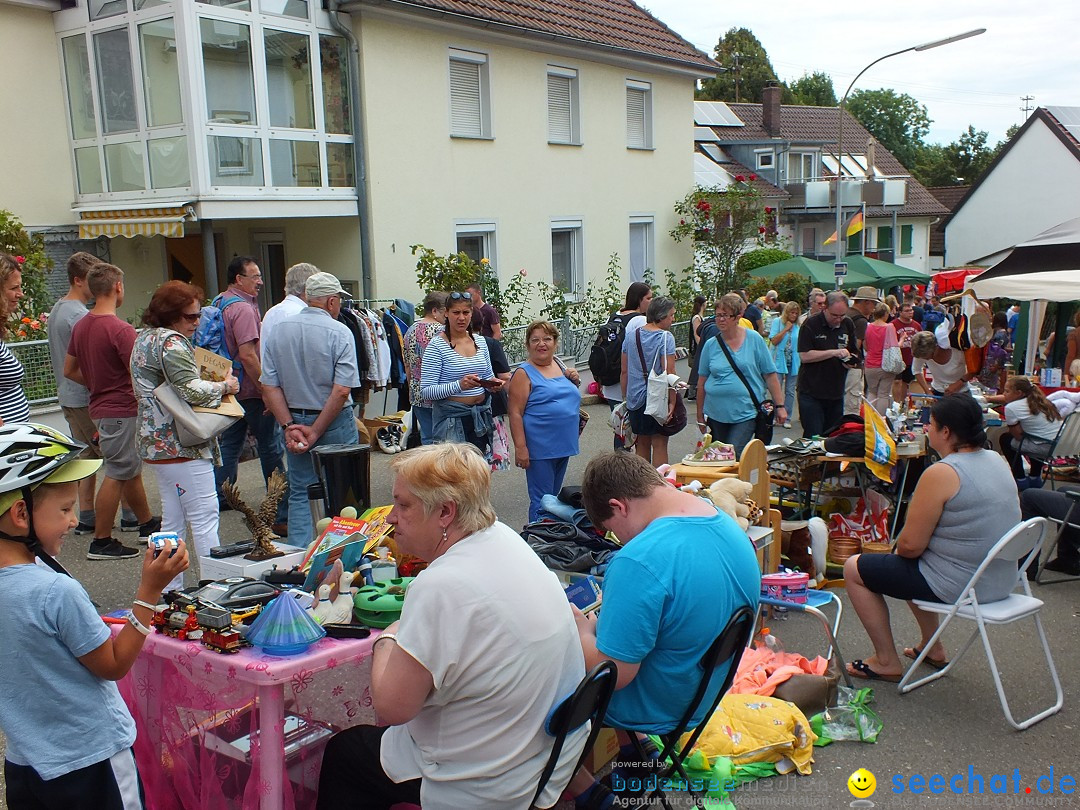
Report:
1004,398,1061,441
602,314,646,403
260,294,306,363
914,349,969,394
381,522,587,810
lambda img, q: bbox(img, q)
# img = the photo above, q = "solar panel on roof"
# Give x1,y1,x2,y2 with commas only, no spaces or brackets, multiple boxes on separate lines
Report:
694,101,743,127
1046,106,1080,140
694,152,731,188
695,126,719,142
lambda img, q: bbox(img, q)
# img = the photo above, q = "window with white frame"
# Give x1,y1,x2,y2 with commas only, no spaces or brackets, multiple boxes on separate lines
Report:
551,220,583,296
626,80,652,149
755,150,774,170
449,48,491,139
547,65,579,145
628,217,653,283
786,151,817,183
456,223,497,267
56,1,354,200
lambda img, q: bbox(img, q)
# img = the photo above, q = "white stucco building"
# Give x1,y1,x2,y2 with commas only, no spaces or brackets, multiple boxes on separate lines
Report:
0,0,716,317
946,106,1080,268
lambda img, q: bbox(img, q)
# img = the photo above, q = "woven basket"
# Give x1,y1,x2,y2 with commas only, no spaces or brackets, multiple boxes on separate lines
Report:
861,541,892,554
828,535,861,565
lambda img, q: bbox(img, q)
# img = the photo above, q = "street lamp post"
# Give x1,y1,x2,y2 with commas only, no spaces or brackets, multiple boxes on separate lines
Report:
833,28,986,288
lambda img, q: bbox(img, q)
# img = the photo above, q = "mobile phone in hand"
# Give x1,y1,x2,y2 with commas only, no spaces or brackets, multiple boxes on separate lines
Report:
477,378,502,390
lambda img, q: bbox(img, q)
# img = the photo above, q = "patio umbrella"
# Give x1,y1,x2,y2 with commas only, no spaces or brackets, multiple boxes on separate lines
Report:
969,215,1080,301
748,256,875,288
840,255,932,289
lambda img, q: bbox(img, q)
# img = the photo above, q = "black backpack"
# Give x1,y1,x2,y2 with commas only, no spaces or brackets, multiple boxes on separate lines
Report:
588,313,633,387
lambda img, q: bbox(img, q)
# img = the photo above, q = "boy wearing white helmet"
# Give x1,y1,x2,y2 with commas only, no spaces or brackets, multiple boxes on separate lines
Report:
0,423,188,809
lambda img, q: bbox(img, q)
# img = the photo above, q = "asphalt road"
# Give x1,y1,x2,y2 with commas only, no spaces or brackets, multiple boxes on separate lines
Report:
5,372,1079,808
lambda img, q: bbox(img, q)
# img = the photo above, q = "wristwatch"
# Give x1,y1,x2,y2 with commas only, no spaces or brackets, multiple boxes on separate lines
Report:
281,421,295,429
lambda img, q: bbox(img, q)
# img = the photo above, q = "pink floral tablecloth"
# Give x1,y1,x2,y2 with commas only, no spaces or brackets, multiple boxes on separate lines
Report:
114,627,377,810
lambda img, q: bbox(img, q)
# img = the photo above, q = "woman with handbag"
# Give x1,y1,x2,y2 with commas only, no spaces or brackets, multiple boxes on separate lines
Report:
508,321,583,521
864,303,900,414
622,297,682,466
768,301,801,428
420,291,503,459
131,281,238,589
696,293,786,457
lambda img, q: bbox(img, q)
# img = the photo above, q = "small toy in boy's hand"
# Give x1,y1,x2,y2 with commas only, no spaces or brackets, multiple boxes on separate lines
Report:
149,531,181,558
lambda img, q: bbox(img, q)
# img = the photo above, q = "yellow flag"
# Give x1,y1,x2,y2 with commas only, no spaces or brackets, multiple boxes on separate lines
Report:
863,399,896,483
846,211,864,237
824,229,838,246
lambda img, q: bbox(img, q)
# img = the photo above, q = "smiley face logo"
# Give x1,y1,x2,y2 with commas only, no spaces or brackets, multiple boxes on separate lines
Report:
848,768,876,798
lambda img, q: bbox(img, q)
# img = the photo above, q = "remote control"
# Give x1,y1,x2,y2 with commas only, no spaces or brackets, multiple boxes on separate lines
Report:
209,541,256,558
323,623,372,639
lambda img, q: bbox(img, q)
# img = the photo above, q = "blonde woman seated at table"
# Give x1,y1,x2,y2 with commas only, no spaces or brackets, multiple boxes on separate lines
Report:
316,444,587,810
843,394,1020,682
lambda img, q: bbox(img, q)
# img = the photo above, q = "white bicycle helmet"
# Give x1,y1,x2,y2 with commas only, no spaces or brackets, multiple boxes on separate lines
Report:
0,423,102,519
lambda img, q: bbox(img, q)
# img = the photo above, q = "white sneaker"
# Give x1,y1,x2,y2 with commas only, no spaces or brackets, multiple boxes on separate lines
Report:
783,421,792,429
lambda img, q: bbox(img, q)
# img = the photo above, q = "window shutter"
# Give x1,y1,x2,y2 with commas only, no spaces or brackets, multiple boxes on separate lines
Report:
450,59,482,137
626,87,646,148
548,74,572,143
901,224,913,255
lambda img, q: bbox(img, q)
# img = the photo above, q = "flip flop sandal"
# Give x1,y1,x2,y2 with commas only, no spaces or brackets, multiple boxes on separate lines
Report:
904,646,948,671
849,659,902,683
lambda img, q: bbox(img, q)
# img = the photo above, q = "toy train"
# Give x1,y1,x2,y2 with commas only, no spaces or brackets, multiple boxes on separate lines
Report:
151,602,251,654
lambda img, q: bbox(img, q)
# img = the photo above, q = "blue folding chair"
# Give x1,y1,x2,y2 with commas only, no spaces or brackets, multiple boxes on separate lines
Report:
758,588,853,687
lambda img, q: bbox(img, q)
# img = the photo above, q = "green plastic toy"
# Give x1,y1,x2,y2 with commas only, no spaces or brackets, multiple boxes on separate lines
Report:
352,577,415,628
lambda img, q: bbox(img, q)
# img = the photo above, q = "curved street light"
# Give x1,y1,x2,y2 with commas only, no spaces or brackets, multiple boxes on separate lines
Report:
833,28,986,286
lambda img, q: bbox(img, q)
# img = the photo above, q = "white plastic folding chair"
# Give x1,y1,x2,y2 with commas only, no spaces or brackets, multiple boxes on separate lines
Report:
898,517,1064,730
1023,412,1080,490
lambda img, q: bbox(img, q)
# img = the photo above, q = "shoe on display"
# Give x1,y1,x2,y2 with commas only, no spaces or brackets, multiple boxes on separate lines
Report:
376,427,398,455
87,538,140,561
397,411,412,450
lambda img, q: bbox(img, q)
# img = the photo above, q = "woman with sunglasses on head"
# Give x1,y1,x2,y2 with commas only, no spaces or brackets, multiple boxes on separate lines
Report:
131,281,238,589
420,290,503,460
0,254,29,426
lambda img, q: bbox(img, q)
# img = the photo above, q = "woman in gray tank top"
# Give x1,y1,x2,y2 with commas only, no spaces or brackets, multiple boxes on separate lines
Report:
843,394,1021,682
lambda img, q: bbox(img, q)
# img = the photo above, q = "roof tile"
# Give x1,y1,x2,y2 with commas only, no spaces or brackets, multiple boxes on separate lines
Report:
357,0,718,71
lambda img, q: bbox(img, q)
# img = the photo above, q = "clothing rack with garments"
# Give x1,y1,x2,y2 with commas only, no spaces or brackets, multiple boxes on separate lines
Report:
338,299,410,415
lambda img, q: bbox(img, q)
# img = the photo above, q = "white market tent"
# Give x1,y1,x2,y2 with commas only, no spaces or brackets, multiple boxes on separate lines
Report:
968,216,1080,373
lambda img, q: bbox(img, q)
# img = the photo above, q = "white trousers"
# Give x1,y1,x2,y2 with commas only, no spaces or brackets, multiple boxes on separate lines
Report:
152,459,219,590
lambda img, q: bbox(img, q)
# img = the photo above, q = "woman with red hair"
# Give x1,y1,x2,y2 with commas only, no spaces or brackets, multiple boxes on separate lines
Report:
131,281,238,589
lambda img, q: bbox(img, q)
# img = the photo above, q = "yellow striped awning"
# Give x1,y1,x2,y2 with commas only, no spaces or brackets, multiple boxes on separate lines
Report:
77,205,195,239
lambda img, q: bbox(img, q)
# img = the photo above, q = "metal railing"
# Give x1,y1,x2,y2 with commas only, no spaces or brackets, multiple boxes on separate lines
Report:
9,339,58,406
501,319,691,367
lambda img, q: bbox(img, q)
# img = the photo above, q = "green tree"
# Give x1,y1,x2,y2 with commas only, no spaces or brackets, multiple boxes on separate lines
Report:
697,28,788,104
789,71,837,107
670,178,773,298
846,88,931,170
911,125,1003,187
0,210,53,336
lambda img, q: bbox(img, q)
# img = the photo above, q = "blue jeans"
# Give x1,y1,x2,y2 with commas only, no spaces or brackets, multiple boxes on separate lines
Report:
525,456,570,523
286,407,359,549
778,373,797,419
798,394,843,439
705,418,756,459
215,396,288,523
414,406,435,445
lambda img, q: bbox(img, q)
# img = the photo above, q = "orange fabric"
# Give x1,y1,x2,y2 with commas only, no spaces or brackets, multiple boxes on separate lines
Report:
730,644,829,696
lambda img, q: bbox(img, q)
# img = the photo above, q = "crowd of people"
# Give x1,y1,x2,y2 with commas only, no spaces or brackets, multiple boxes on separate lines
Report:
2,247,1077,810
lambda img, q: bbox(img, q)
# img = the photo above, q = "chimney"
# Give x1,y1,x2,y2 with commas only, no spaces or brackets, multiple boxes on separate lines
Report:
762,83,781,136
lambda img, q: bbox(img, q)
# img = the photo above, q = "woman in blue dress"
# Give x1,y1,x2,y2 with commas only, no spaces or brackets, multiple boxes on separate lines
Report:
768,300,801,428
508,321,582,522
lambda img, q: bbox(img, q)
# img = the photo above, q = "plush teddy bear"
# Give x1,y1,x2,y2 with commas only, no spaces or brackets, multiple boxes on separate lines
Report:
704,477,755,531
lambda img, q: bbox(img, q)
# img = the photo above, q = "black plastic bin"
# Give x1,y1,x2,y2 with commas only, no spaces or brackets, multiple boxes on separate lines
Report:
310,443,372,516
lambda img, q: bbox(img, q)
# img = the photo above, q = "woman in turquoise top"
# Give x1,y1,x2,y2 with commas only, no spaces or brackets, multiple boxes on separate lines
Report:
768,301,801,429
508,321,582,522
696,293,786,458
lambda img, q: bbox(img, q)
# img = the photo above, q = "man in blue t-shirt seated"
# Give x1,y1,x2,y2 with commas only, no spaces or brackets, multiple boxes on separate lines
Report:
565,452,760,810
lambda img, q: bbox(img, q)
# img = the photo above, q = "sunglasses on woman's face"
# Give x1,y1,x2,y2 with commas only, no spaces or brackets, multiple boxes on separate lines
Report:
449,291,473,302
180,311,202,323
